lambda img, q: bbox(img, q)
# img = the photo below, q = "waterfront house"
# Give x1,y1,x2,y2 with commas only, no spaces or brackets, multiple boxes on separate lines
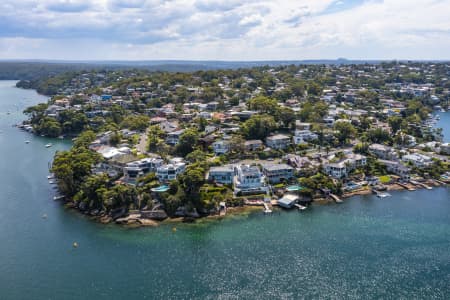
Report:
277,194,299,209
44,105,66,118
207,165,234,184
233,164,266,193
402,153,432,168
124,157,164,181
379,160,411,180
324,154,367,179
156,160,186,182
266,134,291,150
262,164,295,184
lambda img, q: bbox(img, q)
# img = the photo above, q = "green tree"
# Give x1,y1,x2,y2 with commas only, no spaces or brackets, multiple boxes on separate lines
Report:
334,121,356,145
175,128,199,156
241,114,277,140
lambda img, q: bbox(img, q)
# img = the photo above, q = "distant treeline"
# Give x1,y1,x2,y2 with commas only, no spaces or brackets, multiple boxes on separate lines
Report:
1,59,393,82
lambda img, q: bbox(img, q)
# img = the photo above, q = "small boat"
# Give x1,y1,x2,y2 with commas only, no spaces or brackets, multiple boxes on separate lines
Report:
42,214,48,219
48,180,56,184
53,195,64,201
73,242,78,248
377,192,391,198
47,174,54,179
45,143,52,148
25,140,30,144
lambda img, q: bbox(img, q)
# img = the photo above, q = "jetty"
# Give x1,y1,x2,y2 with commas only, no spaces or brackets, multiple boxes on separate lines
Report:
372,189,391,198
329,193,343,203
434,179,447,185
294,204,307,211
219,202,227,216
263,202,272,214
410,180,432,190
396,182,416,191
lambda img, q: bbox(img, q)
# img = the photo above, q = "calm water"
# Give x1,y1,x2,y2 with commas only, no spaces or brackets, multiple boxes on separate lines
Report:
436,110,450,142
1,80,450,299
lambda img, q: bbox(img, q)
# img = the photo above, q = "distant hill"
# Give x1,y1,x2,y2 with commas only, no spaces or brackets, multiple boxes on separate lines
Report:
0,59,381,81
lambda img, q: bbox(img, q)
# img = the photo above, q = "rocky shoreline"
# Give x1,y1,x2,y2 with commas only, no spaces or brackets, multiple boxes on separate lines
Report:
60,179,449,228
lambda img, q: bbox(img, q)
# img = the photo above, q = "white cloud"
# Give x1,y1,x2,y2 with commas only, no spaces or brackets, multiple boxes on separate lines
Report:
0,0,449,60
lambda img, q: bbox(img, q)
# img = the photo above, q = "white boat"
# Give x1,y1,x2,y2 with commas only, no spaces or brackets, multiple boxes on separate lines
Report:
45,143,52,148
377,192,391,198
25,140,30,144
48,180,56,184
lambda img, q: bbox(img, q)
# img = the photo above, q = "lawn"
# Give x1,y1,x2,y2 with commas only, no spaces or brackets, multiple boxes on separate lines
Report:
379,175,391,184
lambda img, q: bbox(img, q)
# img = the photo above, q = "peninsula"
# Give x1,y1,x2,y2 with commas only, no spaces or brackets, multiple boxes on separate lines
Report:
19,62,450,226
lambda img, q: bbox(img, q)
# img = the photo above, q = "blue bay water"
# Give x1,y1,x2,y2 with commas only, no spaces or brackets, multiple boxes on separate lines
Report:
436,110,450,142
1,80,450,299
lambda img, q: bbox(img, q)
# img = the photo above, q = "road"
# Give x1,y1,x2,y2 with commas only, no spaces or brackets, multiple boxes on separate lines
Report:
136,127,149,154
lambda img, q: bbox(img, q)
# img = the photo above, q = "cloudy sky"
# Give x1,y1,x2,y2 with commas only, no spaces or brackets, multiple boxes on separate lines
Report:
1,0,449,60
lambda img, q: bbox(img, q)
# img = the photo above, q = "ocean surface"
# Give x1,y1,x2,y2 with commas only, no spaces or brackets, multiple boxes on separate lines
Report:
1,80,450,299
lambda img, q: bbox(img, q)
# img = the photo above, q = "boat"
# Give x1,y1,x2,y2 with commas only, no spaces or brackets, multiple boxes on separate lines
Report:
25,140,30,144
48,180,56,184
47,174,54,179
377,192,391,198
53,195,65,201
45,143,52,148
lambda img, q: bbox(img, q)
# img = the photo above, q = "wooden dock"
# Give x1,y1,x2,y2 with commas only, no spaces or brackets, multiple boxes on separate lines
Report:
396,182,416,191
294,204,307,211
410,180,432,190
263,202,273,214
329,194,343,203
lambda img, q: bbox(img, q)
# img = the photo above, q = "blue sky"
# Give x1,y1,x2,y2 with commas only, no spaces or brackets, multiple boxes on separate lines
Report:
0,0,449,60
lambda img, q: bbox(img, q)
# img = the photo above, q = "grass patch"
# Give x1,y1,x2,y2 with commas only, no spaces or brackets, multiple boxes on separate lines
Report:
379,175,391,184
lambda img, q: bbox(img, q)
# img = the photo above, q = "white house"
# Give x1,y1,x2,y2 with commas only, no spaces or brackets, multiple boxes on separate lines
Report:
156,159,186,182
293,130,318,145
324,154,367,178
379,159,411,180
233,164,266,193
402,153,432,168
